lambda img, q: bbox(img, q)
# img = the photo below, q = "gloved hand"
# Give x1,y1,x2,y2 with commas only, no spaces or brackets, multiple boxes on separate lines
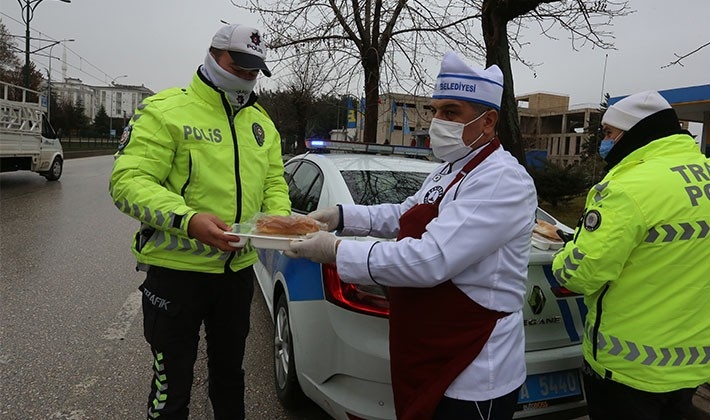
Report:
284,231,340,264
556,229,575,244
308,206,341,232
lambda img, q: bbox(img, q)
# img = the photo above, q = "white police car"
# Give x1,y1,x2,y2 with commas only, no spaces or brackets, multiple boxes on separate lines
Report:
253,140,587,419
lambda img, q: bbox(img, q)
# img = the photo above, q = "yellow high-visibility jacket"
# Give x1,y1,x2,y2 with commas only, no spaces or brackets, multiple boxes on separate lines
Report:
110,71,290,274
553,134,710,392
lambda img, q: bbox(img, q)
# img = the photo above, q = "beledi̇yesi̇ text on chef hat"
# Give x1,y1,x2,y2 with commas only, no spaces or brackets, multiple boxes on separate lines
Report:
432,51,504,110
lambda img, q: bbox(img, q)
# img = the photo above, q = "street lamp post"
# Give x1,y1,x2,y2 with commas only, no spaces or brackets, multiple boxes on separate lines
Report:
46,38,74,123
18,0,71,88
109,75,128,138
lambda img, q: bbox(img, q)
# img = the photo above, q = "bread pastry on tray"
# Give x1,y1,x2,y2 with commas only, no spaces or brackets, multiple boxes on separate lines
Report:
255,215,321,236
533,220,562,242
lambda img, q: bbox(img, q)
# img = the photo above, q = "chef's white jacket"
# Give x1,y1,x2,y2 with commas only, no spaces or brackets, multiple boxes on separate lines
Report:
336,143,537,401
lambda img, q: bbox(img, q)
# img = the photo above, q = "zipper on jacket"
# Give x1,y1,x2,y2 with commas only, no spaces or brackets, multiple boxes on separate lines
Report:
180,154,193,197
591,283,610,360
220,95,242,271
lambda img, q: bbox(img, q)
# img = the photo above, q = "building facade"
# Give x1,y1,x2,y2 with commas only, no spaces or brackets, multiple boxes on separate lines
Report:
517,92,601,167
376,92,434,147
52,78,154,130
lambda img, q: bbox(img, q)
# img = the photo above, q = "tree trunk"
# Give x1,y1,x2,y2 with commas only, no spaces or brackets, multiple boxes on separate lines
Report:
362,49,381,144
482,0,527,167
293,93,310,154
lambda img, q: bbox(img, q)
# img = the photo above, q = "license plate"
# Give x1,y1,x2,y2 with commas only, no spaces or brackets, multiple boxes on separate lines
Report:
517,369,582,404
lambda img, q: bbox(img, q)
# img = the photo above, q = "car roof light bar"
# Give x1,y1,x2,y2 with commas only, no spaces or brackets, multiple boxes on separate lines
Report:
305,139,433,158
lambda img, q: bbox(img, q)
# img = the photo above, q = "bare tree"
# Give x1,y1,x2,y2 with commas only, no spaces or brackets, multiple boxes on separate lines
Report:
259,45,342,153
232,0,630,164
482,0,631,163
231,0,487,145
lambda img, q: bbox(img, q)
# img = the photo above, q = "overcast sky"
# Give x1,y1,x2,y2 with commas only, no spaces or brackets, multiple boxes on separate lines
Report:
2,0,708,108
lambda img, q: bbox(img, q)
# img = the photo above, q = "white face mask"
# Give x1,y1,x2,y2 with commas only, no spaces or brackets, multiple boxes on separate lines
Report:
429,111,487,162
203,52,257,107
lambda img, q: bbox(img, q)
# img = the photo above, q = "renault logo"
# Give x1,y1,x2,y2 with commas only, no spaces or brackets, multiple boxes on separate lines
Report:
528,285,546,315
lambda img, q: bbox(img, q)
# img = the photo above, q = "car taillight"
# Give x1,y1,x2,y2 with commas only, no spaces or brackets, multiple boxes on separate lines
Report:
322,263,390,318
550,286,583,298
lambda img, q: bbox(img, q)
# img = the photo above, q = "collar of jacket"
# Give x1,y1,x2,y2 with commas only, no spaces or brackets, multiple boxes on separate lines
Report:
604,108,689,170
609,132,699,175
190,66,259,111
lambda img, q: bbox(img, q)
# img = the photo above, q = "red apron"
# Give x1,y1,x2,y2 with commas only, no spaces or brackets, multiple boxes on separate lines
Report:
389,138,510,419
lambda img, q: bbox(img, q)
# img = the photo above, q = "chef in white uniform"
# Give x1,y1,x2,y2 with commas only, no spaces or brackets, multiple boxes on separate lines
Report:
287,51,537,420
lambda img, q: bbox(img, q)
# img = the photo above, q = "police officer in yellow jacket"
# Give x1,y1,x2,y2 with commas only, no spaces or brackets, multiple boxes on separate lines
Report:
553,91,710,419
109,24,290,420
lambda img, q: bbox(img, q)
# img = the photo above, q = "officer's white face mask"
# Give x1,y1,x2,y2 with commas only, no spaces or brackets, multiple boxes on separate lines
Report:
203,52,257,107
429,111,488,162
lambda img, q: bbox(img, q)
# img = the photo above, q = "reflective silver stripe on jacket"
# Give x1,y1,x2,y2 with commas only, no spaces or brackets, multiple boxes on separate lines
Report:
554,247,586,284
114,198,179,229
645,220,710,243
585,327,710,366
593,181,610,203
147,230,253,259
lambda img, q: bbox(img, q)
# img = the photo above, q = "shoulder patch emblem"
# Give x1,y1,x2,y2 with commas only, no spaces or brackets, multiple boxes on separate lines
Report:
117,125,132,153
424,186,444,204
252,123,265,147
583,210,602,231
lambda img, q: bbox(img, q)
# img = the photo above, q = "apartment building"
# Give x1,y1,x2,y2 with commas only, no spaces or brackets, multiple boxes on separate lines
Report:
517,92,601,167
52,78,154,126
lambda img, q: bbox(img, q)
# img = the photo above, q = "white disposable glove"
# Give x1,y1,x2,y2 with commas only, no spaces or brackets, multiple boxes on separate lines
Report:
284,231,340,264
308,206,341,232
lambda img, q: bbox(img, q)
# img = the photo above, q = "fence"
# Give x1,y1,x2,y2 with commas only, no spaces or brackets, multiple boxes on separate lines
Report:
61,137,120,151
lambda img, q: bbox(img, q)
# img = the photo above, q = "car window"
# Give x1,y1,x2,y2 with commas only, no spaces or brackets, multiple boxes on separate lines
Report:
289,161,323,213
341,171,427,205
283,161,300,186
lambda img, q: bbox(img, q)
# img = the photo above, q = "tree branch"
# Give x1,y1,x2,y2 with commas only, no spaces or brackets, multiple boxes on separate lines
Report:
661,41,710,68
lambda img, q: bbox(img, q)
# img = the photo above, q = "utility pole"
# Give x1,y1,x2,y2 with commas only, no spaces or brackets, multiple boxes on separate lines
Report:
600,53,609,103
19,0,72,88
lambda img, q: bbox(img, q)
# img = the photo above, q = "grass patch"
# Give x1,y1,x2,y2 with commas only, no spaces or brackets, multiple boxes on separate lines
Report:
539,194,586,228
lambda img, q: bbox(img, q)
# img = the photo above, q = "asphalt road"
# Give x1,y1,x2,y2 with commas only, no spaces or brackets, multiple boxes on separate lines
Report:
0,156,329,419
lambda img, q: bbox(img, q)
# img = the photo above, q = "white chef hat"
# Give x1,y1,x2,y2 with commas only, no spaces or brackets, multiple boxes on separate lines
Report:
602,91,671,131
432,51,504,110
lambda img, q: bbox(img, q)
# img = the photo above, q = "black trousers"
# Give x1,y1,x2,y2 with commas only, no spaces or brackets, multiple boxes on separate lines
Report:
432,387,520,420
583,361,699,420
140,265,254,420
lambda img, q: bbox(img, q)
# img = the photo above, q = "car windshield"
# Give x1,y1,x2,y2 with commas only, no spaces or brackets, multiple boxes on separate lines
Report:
341,170,428,205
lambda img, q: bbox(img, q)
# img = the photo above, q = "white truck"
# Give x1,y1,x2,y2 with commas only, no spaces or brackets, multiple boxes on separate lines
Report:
0,80,63,180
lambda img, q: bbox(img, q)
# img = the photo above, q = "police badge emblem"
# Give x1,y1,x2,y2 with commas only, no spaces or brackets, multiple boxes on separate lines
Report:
117,125,132,153
583,209,602,231
252,123,265,147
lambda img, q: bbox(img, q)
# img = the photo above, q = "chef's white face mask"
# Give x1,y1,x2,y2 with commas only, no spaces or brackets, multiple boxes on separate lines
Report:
203,52,257,107
429,111,488,162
